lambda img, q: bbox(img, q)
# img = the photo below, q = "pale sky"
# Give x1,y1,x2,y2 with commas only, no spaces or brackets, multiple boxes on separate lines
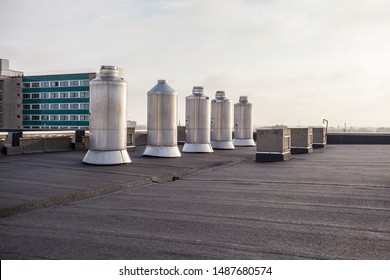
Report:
1,0,390,127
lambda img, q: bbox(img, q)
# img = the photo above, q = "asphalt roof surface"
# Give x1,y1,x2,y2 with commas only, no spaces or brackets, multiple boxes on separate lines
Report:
0,145,389,259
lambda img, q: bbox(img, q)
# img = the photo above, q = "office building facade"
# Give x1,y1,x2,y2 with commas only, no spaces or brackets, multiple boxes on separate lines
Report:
22,72,96,129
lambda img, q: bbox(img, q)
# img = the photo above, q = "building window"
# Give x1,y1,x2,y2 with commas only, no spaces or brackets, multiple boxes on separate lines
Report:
32,104,40,109
23,116,31,120
59,81,69,87
42,104,50,109
23,105,31,109
80,104,89,109
50,81,59,87
70,115,79,120
41,115,49,120
31,82,40,88
50,92,58,98
41,93,49,98
32,115,40,120
70,104,79,109
50,104,59,109
17,115,21,118
70,92,79,98
32,93,40,99
50,115,58,120
80,115,89,120
41,81,50,87
23,94,31,99
60,92,68,98
23,83,31,88
80,80,89,86
70,80,79,86
60,115,69,121
80,91,89,98
60,104,69,109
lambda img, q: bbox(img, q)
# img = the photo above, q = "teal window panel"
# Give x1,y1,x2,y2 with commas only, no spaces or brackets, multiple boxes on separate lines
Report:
22,120,89,126
23,109,89,115
22,98,89,104
22,86,89,93
22,73,92,82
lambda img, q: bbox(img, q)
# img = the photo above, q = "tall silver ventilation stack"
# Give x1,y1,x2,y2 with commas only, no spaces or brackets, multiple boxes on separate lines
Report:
143,80,181,157
233,96,256,147
210,91,235,150
183,86,213,153
82,65,131,165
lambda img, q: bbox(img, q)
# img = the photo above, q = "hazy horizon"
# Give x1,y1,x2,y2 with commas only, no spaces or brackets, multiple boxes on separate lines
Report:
2,0,389,128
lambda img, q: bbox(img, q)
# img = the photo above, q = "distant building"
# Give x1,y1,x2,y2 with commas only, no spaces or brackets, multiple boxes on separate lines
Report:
0,59,23,128
0,58,107,130
22,72,97,129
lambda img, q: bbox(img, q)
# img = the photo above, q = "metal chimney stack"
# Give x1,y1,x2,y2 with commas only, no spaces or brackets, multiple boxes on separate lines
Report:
210,91,235,150
182,86,213,153
82,65,131,165
143,80,181,157
233,96,255,146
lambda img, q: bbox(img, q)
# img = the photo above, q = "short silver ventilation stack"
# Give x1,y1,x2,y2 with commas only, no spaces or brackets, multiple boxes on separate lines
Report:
143,80,181,157
82,65,131,165
210,91,235,150
183,86,213,153
233,96,255,147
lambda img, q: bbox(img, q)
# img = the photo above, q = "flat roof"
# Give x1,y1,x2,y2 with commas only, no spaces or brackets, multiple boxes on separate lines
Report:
0,145,389,259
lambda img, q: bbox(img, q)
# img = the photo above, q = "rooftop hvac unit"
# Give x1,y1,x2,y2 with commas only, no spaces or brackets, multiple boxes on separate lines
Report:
290,127,313,154
256,128,291,162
